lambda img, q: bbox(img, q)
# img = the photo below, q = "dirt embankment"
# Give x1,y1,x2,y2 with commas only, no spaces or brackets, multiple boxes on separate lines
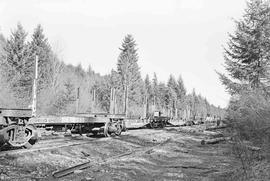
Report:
0,126,239,181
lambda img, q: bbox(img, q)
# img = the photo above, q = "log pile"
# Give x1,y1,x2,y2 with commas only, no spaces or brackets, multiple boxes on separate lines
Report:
201,137,231,145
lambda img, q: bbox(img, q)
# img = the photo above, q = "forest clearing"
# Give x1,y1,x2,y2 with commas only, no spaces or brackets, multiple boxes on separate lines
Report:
1,0,270,180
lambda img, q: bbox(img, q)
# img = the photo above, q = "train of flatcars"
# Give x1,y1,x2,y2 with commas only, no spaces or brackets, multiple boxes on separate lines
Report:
0,56,219,149
0,106,184,149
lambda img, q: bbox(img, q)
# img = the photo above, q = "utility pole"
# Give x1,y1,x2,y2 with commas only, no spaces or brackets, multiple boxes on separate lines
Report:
91,89,96,113
153,96,156,111
143,95,148,118
123,84,128,117
109,88,116,114
114,89,117,114
76,87,80,113
174,100,178,119
32,55,38,117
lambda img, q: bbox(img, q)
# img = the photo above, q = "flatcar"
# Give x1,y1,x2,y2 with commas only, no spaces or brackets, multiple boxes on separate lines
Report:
29,113,126,137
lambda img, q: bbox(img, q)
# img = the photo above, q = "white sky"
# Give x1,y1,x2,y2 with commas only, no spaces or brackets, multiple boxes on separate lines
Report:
0,0,247,108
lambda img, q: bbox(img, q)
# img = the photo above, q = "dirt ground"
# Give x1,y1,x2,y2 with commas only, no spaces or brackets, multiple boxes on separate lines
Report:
0,125,240,181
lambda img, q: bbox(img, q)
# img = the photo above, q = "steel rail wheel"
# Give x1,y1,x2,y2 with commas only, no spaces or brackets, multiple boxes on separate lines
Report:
104,121,110,137
104,120,122,137
6,124,38,148
0,134,5,148
92,130,98,136
24,124,38,148
150,121,154,128
114,122,122,136
160,121,165,128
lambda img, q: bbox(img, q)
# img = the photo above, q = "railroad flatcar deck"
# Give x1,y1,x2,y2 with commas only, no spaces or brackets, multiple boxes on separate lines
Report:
29,113,126,137
0,108,32,118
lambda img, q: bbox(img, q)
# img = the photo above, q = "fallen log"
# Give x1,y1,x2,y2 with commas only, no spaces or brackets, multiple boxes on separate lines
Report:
164,164,212,170
203,131,224,138
201,137,231,145
205,125,228,131
53,161,91,178
247,145,261,151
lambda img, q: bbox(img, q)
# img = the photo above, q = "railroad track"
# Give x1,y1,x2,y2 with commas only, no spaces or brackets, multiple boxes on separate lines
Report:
1,129,173,179
0,129,169,156
0,136,102,156
52,136,172,178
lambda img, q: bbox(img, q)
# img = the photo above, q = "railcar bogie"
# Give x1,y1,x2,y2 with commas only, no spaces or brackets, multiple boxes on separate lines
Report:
0,108,38,149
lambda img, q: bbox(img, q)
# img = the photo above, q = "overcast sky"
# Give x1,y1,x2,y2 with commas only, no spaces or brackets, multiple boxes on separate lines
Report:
0,0,247,108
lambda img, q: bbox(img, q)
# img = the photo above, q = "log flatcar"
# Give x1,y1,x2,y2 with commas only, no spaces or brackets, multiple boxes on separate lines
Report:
29,113,126,137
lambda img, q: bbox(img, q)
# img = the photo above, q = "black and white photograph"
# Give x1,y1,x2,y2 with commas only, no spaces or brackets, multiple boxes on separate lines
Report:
0,0,269,180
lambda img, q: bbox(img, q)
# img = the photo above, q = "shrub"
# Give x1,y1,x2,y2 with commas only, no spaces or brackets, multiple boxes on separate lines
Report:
226,89,270,179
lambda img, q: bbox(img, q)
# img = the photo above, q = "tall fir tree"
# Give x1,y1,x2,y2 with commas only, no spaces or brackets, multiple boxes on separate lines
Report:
176,75,186,101
218,0,270,94
167,75,178,110
144,74,151,96
2,23,32,105
0,33,5,56
29,24,53,91
190,89,199,120
204,98,211,116
151,72,158,106
157,82,169,109
167,75,177,90
117,34,142,115
0,32,6,74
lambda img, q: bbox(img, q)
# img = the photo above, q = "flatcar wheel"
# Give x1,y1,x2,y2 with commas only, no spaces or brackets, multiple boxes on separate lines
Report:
7,124,38,148
23,124,38,149
104,121,111,137
104,121,122,137
92,131,98,136
114,123,122,136
23,142,33,149
160,121,165,128
150,121,154,129
0,134,5,148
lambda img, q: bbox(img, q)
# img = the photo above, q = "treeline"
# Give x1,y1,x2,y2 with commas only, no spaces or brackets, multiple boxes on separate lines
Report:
218,0,270,179
0,24,224,119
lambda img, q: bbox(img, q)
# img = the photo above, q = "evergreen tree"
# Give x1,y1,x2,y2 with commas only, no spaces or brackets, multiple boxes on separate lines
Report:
190,89,199,120
117,34,141,87
176,75,186,100
152,73,158,87
0,33,5,56
204,98,211,116
157,82,169,109
117,34,142,114
94,76,111,112
218,0,270,94
53,78,76,114
144,74,153,111
167,75,178,111
144,74,151,95
0,33,16,107
0,32,6,77
2,23,32,105
167,75,177,91
29,24,54,90
151,72,158,106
